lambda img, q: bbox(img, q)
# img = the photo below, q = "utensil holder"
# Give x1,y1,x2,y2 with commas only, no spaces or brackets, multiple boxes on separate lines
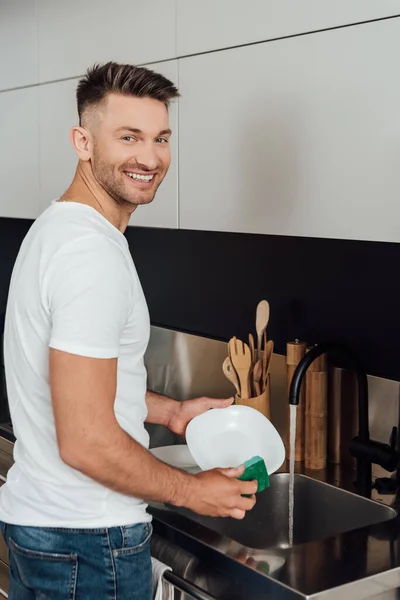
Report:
235,375,271,420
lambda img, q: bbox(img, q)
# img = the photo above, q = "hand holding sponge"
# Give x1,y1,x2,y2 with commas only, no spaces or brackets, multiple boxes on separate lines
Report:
238,455,270,493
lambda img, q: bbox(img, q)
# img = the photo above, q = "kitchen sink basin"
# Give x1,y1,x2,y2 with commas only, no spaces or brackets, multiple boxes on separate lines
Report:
158,473,397,549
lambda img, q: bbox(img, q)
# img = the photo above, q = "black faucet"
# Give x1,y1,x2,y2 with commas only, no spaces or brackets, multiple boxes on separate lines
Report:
288,342,400,497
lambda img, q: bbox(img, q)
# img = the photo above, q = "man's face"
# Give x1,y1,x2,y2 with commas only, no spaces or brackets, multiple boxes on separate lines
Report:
89,93,171,207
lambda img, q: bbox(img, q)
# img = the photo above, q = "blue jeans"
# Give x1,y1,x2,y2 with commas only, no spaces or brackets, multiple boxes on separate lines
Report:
0,521,152,600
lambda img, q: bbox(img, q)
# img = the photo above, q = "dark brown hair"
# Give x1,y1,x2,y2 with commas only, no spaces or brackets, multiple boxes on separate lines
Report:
76,61,180,124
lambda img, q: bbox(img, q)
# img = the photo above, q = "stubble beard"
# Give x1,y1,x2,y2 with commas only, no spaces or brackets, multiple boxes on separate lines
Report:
91,152,163,208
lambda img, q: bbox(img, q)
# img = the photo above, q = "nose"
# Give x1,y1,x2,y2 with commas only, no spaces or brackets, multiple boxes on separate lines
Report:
134,140,159,171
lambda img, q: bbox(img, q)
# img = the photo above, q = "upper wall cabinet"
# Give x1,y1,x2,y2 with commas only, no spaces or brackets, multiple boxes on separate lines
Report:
37,0,176,83
178,19,400,242
0,88,40,219
129,61,179,229
0,0,38,91
177,0,400,56
38,79,79,214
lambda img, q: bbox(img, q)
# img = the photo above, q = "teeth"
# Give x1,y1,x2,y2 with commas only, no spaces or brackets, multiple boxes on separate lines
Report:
126,172,154,182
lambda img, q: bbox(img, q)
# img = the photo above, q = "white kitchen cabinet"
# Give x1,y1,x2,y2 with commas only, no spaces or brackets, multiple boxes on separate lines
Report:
38,78,79,214
0,88,40,219
37,0,176,83
177,0,400,56
0,0,38,91
178,18,400,242
129,60,179,229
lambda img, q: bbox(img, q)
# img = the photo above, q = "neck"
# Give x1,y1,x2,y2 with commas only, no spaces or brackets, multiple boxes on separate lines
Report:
60,161,135,233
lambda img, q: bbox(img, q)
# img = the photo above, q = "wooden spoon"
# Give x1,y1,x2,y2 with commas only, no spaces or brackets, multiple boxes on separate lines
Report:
222,356,240,395
228,337,252,399
256,300,270,356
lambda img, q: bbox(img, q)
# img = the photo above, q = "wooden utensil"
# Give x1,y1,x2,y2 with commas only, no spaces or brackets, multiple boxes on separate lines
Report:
256,300,270,355
222,356,240,395
228,337,252,399
262,330,267,381
263,340,274,391
248,333,255,367
253,359,263,396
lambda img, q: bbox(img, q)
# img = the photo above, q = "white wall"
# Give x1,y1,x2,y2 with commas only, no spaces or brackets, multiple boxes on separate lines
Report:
1,1,400,242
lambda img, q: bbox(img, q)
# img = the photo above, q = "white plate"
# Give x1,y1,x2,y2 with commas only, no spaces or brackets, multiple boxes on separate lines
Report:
186,405,285,474
150,445,199,471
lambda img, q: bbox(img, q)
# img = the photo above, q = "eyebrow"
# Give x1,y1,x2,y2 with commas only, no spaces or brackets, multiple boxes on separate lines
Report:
115,127,172,136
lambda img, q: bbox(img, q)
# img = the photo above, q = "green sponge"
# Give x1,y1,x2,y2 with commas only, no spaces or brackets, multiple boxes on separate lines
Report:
238,455,270,493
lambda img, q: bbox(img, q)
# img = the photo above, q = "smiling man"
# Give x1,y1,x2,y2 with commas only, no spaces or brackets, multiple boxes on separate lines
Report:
0,62,257,600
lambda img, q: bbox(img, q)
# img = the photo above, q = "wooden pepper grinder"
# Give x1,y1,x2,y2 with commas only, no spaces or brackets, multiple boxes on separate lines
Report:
286,340,307,461
305,349,328,470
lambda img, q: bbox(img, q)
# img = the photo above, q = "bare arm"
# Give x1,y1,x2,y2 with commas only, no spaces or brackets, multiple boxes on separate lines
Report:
50,349,257,518
145,390,179,429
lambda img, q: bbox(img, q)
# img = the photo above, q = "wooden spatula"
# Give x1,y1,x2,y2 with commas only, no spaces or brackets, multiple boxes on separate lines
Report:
222,356,240,395
256,300,270,357
228,337,252,399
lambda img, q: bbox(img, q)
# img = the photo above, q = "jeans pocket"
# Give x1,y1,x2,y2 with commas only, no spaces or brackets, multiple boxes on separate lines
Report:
112,524,152,600
113,522,153,558
9,537,78,600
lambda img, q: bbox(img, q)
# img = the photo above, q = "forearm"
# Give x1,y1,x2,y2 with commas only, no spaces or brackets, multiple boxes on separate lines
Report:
145,389,179,428
61,419,194,506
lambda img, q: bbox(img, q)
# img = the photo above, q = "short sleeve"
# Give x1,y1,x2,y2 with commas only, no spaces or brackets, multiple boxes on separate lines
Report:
44,234,135,359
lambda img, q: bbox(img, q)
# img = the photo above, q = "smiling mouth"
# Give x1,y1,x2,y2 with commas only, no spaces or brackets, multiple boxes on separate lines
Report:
125,172,155,182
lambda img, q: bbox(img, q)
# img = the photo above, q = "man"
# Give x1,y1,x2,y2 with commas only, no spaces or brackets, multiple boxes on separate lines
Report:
0,62,257,600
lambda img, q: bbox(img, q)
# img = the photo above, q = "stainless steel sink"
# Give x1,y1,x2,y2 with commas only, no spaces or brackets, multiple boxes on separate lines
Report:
163,473,397,549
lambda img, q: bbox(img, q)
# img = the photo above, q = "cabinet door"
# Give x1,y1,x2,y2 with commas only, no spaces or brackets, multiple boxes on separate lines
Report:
178,18,400,242
129,61,179,229
177,0,400,56
0,0,38,91
0,88,40,219
39,79,79,214
37,0,176,83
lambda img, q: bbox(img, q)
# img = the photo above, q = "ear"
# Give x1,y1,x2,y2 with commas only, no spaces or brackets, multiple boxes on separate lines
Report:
69,126,93,161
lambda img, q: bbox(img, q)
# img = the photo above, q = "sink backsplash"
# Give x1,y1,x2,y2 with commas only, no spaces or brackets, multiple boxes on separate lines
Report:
145,325,400,479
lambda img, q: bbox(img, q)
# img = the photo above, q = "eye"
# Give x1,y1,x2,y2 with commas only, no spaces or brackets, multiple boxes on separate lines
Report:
155,137,169,144
122,136,137,142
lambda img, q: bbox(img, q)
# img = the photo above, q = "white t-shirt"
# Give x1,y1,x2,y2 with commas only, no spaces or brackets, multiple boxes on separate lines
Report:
0,200,152,527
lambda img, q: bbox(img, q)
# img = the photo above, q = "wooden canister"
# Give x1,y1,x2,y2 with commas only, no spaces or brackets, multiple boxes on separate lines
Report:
286,340,307,461
305,350,328,470
235,375,270,420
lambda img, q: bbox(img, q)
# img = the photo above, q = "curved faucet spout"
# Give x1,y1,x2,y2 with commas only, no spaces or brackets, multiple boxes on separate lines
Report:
288,342,400,496
289,342,369,443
